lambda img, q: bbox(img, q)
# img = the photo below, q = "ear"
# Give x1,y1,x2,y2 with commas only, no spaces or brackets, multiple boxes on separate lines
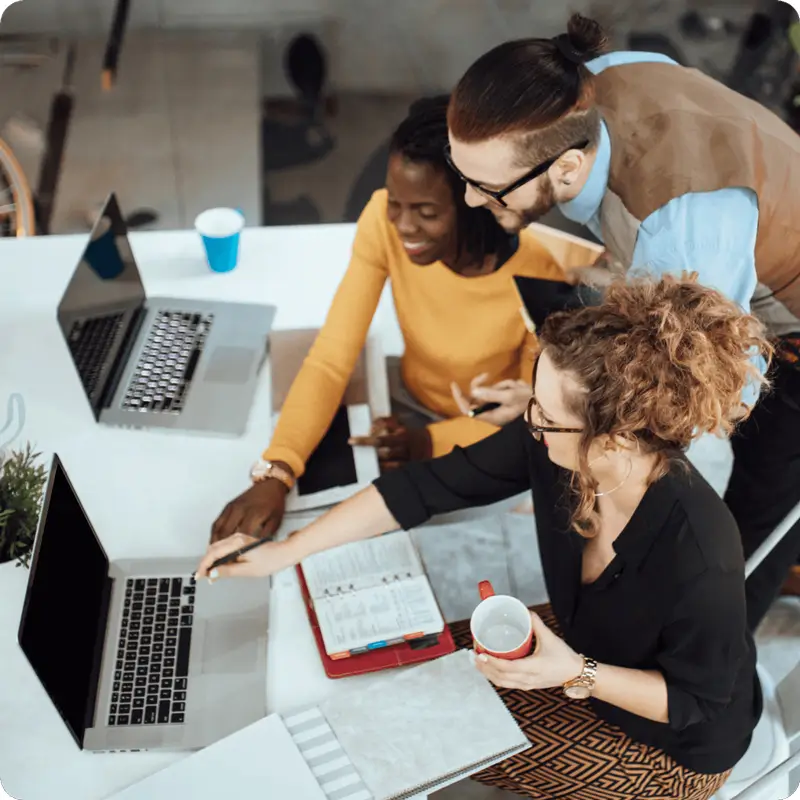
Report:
552,150,585,187
594,433,615,452
610,432,639,453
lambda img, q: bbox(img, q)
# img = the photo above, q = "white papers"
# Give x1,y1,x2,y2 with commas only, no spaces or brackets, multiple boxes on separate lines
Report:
106,714,327,800
313,576,443,655
301,531,444,655
302,530,423,597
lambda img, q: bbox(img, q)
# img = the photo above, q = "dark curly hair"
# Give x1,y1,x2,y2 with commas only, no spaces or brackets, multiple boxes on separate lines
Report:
537,273,773,536
390,94,508,266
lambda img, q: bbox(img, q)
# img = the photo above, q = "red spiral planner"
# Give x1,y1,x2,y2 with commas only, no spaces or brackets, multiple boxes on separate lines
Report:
295,530,455,679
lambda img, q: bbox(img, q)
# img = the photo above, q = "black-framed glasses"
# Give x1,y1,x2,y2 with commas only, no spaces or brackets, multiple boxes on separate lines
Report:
444,141,589,208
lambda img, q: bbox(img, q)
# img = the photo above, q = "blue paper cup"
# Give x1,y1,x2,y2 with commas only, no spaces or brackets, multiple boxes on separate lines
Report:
194,208,245,273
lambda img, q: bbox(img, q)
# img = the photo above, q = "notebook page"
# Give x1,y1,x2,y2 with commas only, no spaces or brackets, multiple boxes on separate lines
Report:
319,650,529,800
314,575,444,655
302,530,423,599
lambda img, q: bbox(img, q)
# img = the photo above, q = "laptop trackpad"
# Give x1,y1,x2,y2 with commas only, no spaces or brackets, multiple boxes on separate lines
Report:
203,346,255,385
200,617,262,674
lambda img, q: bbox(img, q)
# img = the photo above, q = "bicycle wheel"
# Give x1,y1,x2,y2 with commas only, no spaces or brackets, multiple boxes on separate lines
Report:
0,137,36,237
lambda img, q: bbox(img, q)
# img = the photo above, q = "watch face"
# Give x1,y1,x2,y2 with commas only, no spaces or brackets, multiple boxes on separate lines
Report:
564,683,591,700
251,460,270,479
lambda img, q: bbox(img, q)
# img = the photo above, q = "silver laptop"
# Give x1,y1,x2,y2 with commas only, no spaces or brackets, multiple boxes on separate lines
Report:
57,193,276,436
17,455,270,752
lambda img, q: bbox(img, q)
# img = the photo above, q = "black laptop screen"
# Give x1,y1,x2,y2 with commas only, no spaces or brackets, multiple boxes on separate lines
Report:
297,405,358,496
56,194,147,414
18,458,110,746
57,193,146,324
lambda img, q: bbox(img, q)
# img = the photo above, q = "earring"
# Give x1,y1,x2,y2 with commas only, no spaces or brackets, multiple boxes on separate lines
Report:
594,457,632,497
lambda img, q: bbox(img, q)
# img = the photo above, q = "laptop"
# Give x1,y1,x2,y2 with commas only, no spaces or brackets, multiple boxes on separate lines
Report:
17,455,270,752
512,275,602,331
57,193,276,436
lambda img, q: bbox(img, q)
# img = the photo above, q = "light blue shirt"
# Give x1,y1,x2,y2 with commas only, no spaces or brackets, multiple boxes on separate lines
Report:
559,51,762,399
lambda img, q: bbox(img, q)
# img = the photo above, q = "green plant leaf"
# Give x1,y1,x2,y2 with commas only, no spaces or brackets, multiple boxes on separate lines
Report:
0,443,47,567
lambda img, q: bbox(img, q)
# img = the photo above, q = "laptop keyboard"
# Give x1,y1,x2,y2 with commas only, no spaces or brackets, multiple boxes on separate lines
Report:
121,311,214,414
67,313,126,397
108,575,195,727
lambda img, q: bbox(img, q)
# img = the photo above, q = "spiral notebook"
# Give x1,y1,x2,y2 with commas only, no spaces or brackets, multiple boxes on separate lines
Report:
312,650,530,800
300,531,445,659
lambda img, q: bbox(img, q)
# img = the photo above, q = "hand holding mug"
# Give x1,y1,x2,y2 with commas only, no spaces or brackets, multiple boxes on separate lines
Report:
471,581,583,691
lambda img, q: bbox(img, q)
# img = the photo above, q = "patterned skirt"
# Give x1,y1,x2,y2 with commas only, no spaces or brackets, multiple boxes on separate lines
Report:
449,604,732,800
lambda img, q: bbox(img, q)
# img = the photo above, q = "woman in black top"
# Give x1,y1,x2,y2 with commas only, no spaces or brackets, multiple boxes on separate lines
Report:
197,275,770,800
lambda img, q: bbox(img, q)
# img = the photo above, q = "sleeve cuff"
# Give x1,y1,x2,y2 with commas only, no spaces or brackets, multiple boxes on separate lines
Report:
665,681,705,732
262,446,305,479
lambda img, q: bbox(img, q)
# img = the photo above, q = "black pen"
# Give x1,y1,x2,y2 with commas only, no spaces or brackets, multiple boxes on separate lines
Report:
468,401,501,418
205,536,270,574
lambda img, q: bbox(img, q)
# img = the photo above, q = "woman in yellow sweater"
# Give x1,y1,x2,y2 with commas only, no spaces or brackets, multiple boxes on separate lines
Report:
211,96,564,542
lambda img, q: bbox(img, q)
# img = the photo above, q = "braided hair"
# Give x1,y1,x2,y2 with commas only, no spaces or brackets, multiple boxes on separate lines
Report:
389,95,510,267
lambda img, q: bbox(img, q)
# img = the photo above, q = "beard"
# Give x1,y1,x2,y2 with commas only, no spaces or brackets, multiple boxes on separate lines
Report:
489,176,557,233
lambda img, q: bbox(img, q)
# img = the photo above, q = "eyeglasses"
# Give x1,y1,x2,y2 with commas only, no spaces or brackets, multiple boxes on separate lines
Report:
524,356,583,440
524,395,583,441
443,141,589,208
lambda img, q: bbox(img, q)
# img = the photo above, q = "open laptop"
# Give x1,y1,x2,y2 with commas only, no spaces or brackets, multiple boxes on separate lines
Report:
57,193,276,436
17,455,270,752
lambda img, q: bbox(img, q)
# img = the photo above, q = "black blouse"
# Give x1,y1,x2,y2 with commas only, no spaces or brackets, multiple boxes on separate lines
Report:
374,416,761,775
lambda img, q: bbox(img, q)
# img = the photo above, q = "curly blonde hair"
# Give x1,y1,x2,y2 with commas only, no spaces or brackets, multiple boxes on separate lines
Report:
536,274,772,537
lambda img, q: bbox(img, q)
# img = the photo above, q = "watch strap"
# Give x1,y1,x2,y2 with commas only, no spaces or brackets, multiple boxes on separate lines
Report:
251,459,295,491
564,655,598,694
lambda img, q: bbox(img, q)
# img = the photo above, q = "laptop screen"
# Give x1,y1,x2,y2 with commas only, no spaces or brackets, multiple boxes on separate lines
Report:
18,457,111,747
57,194,147,414
57,193,146,325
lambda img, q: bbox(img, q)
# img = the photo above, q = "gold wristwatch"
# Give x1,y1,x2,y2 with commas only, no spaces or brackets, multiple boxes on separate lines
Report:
563,656,598,700
250,458,294,492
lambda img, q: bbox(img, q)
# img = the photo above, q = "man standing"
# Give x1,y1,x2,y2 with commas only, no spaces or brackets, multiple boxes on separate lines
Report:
445,13,800,630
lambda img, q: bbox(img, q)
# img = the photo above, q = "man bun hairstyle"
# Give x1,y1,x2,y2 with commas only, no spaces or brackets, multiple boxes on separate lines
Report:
448,13,608,167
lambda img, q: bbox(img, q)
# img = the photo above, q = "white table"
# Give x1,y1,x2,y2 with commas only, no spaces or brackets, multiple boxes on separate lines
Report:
0,224,409,800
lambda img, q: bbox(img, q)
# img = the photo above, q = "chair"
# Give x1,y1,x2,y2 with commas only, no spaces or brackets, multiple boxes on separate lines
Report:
711,499,800,798
712,665,791,799
0,137,35,237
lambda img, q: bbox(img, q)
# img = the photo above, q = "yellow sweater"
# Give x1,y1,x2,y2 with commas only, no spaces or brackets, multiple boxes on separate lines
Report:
265,190,565,476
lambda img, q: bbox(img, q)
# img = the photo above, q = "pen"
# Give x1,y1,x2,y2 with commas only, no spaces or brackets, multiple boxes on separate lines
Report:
331,632,426,660
206,536,270,572
468,401,501,418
